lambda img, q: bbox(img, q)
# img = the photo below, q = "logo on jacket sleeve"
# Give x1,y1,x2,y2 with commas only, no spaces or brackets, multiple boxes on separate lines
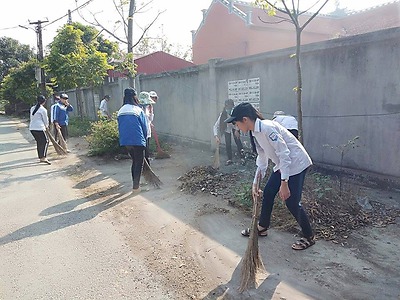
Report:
269,132,278,141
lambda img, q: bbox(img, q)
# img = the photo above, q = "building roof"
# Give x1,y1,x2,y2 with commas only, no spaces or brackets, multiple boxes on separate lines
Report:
134,51,195,75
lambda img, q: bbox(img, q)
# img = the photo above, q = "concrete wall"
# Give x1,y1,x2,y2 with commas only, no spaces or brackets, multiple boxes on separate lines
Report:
136,27,400,178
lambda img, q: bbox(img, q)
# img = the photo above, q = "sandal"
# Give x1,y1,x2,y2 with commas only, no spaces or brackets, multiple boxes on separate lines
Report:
292,237,315,250
241,226,268,237
39,159,51,165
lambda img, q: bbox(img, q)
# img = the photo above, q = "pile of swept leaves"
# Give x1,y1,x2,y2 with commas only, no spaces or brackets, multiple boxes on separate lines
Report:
178,166,238,197
178,165,400,243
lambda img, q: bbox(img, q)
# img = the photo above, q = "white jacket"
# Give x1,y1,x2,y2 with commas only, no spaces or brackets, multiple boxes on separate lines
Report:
252,118,312,184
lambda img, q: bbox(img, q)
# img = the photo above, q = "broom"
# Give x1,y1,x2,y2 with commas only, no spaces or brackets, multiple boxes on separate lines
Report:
152,125,170,159
239,172,266,293
213,144,220,169
142,158,163,189
55,127,68,152
45,128,68,155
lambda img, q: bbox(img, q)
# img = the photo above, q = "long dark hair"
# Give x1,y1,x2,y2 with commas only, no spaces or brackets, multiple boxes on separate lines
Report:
32,95,46,116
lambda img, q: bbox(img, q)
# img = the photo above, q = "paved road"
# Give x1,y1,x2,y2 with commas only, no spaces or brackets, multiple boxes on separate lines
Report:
0,115,175,300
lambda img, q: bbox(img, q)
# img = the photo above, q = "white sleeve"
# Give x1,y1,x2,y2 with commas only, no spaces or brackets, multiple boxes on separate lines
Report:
266,126,291,179
213,114,221,137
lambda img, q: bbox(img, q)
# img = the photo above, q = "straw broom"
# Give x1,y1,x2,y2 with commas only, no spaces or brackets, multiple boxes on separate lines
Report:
152,125,170,159
239,172,266,293
45,128,68,155
55,127,68,152
213,144,220,169
142,158,163,188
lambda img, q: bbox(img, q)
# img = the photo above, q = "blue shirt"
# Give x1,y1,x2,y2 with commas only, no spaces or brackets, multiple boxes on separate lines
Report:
117,104,147,147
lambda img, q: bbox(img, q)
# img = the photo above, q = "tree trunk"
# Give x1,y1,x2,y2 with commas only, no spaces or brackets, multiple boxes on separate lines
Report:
295,28,304,144
128,0,135,87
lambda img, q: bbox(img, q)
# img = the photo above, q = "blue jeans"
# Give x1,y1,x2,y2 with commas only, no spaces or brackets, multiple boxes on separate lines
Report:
259,168,313,238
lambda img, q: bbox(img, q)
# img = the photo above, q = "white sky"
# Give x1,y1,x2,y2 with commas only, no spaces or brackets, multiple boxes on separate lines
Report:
0,0,395,52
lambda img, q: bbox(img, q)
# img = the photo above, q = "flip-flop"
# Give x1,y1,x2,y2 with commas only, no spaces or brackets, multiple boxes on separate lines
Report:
241,227,268,237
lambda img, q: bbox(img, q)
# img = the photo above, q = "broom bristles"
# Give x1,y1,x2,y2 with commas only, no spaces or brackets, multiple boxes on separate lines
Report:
142,159,163,188
56,127,68,151
239,173,265,293
46,128,67,155
155,149,170,159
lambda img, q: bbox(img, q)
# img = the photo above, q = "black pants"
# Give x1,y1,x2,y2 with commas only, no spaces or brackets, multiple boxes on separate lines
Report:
55,125,68,142
259,168,313,238
289,129,299,139
30,130,49,159
224,129,243,160
126,146,145,189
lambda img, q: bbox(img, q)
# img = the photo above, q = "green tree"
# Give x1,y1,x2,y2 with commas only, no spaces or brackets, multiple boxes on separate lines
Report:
0,37,34,86
255,0,330,144
1,59,51,115
45,23,112,90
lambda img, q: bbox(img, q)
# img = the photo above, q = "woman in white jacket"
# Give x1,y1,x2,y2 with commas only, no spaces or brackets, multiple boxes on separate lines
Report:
225,102,315,250
29,95,50,165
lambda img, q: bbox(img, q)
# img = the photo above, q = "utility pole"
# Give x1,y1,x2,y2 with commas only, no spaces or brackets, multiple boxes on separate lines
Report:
29,19,48,97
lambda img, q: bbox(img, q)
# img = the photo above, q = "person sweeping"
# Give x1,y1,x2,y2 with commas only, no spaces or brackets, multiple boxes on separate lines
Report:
225,102,315,251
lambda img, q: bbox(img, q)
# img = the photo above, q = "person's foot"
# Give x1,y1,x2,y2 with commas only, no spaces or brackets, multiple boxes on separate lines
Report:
39,158,51,165
66,149,71,153
132,187,141,194
225,160,233,166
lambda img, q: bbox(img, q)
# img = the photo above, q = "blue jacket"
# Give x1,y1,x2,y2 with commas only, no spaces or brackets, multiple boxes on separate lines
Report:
117,104,147,147
54,103,74,126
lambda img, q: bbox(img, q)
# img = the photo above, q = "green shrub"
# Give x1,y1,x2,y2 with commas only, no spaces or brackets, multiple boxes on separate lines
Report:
86,118,121,156
68,117,92,137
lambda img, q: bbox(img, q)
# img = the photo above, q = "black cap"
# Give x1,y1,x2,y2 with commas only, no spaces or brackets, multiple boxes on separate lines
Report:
224,102,254,123
124,87,137,97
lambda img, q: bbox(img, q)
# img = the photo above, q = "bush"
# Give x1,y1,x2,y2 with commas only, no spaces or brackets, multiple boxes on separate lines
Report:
86,118,121,156
68,117,92,137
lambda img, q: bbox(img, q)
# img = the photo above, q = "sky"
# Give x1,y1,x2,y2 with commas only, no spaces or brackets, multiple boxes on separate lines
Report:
0,0,395,52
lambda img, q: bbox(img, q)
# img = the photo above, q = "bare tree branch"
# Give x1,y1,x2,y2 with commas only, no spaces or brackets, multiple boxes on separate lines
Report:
300,0,330,30
258,16,290,25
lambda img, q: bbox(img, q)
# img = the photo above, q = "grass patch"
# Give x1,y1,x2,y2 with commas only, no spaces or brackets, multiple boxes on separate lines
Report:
68,117,92,137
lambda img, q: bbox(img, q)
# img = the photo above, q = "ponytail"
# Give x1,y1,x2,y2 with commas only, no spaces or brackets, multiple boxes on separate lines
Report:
32,95,46,116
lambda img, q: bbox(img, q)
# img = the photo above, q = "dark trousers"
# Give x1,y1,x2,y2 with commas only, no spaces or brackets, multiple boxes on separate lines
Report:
55,125,68,142
289,129,299,140
224,129,243,160
30,130,49,159
259,168,313,238
126,146,145,189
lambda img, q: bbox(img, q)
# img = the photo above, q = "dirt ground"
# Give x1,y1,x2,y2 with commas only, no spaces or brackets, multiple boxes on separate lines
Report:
53,136,400,300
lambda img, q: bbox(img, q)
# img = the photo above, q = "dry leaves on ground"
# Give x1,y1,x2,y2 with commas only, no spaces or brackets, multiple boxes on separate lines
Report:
177,165,400,244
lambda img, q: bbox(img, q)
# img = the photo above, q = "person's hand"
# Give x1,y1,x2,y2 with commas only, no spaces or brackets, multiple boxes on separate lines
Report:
55,123,61,129
234,130,240,138
279,181,290,201
215,136,220,144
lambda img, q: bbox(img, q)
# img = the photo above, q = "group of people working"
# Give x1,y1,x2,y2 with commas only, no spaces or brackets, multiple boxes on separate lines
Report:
29,90,314,250
29,93,74,165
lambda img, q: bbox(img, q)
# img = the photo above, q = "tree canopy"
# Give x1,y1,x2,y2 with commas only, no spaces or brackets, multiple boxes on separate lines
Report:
0,37,34,85
44,23,114,91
